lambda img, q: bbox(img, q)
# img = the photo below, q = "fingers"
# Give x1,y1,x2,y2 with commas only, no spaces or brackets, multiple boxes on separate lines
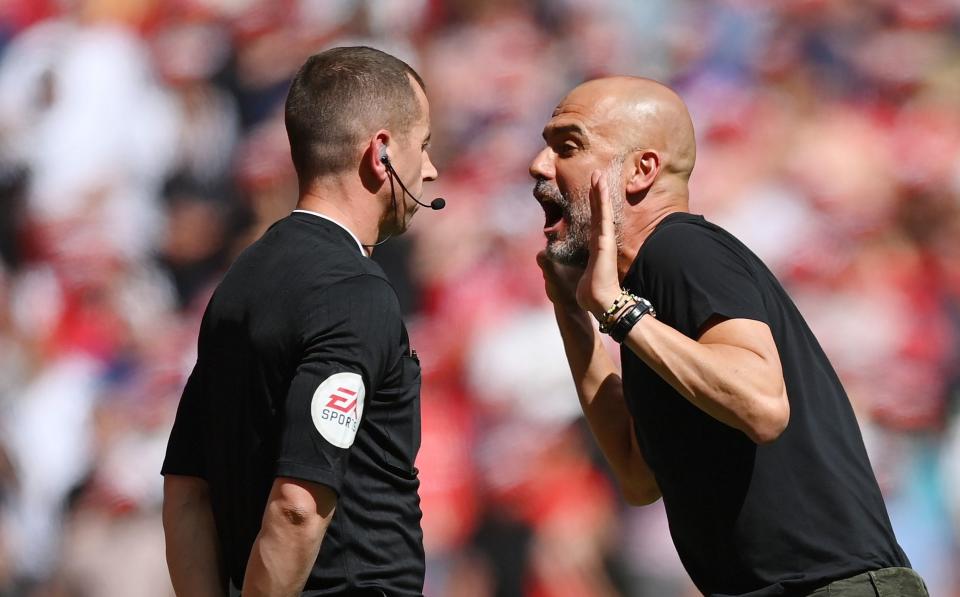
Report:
536,250,550,270
537,250,562,285
538,250,584,283
589,169,614,243
537,251,560,279
589,170,602,238
538,249,585,273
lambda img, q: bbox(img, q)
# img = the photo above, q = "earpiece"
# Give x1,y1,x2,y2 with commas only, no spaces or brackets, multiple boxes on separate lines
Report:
379,143,445,212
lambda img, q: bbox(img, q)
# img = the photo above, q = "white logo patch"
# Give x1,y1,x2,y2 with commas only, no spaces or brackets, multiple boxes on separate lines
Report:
310,372,365,449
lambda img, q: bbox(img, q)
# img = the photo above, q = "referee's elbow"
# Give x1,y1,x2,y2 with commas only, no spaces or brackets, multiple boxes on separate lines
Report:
266,477,338,532
279,504,315,527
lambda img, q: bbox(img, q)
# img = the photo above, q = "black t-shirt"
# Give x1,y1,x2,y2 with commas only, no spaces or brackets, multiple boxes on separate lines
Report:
162,212,424,596
620,213,908,597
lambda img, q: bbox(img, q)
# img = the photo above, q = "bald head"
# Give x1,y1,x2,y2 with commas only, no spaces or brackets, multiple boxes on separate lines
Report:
559,76,696,181
530,76,697,267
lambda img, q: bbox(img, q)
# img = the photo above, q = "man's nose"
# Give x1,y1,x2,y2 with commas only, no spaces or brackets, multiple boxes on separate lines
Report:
423,153,438,182
529,147,555,181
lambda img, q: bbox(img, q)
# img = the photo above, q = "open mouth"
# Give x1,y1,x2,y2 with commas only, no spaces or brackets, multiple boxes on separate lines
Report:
535,190,565,232
541,201,564,230
534,181,567,235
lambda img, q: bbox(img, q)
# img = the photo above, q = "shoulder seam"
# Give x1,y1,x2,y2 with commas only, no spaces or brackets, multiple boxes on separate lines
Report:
296,273,402,351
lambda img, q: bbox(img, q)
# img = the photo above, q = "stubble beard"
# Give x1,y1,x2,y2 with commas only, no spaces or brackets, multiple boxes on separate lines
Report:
379,175,418,239
542,159,625,267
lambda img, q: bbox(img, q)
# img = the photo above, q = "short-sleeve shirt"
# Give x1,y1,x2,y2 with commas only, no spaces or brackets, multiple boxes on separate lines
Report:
620,213,908,596
162,212,424,596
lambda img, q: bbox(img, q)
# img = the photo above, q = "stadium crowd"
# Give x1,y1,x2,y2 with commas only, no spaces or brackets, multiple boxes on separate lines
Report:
0,0,958,595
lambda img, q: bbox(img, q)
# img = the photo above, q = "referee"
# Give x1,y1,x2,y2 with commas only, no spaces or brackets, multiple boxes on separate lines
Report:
161,47,438,597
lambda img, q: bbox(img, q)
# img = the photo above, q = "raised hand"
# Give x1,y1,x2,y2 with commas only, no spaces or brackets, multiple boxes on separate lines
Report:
576,170,622,317
536,250,585,311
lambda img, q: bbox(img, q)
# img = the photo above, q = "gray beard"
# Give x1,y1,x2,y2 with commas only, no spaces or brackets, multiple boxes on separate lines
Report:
545,192,591,267
542,161,625,267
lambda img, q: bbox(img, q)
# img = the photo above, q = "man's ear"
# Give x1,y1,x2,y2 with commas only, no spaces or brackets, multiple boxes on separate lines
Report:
360,130,392,193
368,130,391,183
625,149,661,195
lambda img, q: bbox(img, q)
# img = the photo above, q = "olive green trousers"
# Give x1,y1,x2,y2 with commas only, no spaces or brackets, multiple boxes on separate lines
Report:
805,567,928,596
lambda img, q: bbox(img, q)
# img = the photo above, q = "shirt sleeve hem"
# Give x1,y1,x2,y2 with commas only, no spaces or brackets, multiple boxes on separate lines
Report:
274,460,343,495
160,464,207,479
694,309,770,339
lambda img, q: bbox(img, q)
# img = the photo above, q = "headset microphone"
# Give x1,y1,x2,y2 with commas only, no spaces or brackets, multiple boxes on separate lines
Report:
380,149,445,210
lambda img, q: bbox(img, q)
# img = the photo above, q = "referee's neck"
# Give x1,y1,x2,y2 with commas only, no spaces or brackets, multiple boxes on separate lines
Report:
296,184,382,249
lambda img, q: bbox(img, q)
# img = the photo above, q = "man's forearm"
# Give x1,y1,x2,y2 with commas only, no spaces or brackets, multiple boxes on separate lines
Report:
553,304,660,505
623,315,789,443
242,478,336,597
163,476,225,597
242,515,323,597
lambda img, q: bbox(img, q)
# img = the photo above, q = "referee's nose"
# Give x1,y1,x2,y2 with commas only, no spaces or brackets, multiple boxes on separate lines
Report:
423,151,438,182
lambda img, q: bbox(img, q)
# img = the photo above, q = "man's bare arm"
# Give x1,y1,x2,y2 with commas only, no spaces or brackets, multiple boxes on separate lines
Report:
539,251,660,506
163,475,226,596
553,304,661,505
242,477,337,597
578,171,789,445
624,315,789,444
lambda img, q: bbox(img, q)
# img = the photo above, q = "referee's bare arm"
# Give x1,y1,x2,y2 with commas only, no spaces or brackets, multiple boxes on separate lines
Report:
538,252,661,506
163,475,226,596
242,477,337,597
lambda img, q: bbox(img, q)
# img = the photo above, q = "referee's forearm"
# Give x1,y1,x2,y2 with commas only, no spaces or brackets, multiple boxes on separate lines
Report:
242,526,322,597
242,478,336,597
163,475,226,597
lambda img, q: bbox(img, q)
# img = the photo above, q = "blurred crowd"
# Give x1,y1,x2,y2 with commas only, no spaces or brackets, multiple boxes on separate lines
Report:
0,0,958,595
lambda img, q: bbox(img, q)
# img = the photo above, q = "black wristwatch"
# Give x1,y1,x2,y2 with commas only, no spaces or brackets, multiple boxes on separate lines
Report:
609,298,656,343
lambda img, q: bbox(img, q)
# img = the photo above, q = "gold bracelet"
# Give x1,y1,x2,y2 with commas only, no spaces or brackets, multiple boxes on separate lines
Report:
598,289,640,333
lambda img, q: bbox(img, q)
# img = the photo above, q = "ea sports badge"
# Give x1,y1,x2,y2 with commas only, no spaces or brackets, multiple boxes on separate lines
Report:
311,372,365,448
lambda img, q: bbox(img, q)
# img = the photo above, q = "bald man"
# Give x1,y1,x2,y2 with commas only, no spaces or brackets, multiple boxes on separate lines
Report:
531,77,927,597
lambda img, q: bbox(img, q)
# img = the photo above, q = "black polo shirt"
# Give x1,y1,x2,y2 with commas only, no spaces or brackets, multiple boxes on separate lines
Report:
162,211,424,596
621,213,909,597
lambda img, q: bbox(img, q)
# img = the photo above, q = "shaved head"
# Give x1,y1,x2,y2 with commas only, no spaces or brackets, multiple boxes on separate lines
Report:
530,76,697,267
559,76,697,180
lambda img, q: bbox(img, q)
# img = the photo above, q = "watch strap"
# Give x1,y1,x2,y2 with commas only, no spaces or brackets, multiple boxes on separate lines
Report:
609,298,655,343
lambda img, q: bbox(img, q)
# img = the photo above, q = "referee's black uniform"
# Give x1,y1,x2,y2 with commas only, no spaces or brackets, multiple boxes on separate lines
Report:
162,210,424,596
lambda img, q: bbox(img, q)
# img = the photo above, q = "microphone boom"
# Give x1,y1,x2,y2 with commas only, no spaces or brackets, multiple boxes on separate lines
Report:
383,156,445,210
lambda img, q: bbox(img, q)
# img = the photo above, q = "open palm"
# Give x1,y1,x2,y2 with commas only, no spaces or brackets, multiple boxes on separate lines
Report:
576,170,622,317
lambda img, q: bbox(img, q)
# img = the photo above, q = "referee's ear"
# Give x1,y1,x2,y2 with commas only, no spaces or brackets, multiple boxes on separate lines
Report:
366,130,392,186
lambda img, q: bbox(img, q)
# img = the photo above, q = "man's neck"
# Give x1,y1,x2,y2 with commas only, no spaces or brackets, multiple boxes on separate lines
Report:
616,188,689,280
295,178,383,248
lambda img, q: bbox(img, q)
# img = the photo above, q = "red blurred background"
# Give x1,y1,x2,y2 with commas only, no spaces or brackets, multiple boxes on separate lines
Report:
0,1,958,595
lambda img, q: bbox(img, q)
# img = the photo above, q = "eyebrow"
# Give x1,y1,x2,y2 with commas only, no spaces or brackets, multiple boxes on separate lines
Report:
542,123,586,141
423,131,431,145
